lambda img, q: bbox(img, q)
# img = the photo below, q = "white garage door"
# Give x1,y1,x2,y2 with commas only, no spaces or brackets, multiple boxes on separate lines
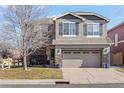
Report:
62,50,101,68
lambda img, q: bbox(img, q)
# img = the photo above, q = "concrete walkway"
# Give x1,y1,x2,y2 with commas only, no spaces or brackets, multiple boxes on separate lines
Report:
62,68,124,84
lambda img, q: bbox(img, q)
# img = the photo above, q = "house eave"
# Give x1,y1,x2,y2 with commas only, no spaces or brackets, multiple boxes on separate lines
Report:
52,43,111,46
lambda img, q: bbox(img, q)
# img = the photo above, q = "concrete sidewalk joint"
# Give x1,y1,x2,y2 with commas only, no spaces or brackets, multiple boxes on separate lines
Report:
62,68,124,84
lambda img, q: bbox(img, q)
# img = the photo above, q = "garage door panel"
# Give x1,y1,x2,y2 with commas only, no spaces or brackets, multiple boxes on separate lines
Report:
62,59,83,68
63,54,82,59
82,52,100,67
62,50,101,68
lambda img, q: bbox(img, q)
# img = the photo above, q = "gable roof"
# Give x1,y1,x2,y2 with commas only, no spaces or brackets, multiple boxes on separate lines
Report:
71,12,110,22
108,21,124,33
53,13,85,21
53,12,110,22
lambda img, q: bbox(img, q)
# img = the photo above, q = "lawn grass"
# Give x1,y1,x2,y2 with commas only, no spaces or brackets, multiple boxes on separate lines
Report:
0,67,63,79
116,68,124,73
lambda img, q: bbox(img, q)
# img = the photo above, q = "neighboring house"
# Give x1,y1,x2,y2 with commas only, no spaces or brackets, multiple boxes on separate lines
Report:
52,12,111,68
108,22,124,66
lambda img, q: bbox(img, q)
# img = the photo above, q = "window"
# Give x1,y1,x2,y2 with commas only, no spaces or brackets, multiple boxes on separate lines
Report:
83,51,90,54
62,22,77,36
64,51,72,54
92,51,99,54
87,23,100,37
73,51,80,54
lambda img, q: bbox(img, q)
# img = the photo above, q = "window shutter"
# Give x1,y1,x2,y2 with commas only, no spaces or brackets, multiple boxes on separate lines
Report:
59,22,63,35
76,22,79,35
99,24,103,36
83,23,87,36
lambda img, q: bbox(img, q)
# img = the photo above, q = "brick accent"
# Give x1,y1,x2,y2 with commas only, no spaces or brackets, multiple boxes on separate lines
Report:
55,54,62,65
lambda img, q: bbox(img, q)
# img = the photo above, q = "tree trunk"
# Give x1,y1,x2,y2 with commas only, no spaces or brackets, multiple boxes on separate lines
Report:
23,52,28,70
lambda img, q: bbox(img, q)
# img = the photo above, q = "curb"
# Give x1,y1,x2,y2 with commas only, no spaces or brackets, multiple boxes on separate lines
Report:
0,80,124,85
0,79,70,85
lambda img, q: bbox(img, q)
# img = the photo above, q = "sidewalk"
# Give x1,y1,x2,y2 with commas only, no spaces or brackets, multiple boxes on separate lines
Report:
0,79,67,85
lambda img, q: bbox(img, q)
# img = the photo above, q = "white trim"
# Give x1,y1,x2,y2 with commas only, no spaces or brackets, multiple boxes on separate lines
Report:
87,23,100,25
87,35,101,38
62,35,77,37
62,21,75,23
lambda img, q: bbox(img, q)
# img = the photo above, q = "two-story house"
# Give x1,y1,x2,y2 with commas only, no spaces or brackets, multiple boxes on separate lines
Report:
52,12,111,68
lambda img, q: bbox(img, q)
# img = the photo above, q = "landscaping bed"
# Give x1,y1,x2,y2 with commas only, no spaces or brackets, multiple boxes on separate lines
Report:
0,68,63,79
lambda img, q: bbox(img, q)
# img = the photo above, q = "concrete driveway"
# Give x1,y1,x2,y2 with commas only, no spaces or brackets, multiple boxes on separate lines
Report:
62,68,124,84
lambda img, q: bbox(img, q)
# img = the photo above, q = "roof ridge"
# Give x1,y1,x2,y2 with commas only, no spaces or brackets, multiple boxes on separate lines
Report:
71,11,97,14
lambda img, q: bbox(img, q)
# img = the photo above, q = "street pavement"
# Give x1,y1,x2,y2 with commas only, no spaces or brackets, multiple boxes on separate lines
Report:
0,83,124,88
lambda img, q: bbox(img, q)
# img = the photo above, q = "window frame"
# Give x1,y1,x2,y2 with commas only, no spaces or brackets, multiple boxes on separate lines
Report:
87,23,100,38
62,22,77,37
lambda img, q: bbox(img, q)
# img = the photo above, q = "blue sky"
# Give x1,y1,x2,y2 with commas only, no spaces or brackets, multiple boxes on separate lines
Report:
47,5,124,29
0,5,124,29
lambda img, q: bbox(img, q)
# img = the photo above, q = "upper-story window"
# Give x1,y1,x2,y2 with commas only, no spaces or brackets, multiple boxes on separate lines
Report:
59,22,78,37
87,23,100,37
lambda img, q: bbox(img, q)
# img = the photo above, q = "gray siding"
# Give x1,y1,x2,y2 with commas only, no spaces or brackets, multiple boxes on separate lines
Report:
58,14,81,19
79,15,106,20
54,14,108,44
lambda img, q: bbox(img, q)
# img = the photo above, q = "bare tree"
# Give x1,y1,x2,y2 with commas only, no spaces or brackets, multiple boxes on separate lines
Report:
0,42,12,58
1,5,49,70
